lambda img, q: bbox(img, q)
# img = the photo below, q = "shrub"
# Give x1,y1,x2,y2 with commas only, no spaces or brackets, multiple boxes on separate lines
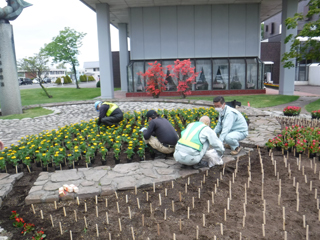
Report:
55,77,61,85
80,75,87,82
96,80,100,88
64,75,72,84
88,76,95,81
230,81,242,89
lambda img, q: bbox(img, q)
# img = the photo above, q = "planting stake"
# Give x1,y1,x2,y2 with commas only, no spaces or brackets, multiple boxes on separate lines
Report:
203,174,206,184
302,166,305,176
207,200,210,213
40,210,43,219
84,216,87,228
179,219,182,231
188,177,190,185
229,181,232,200
146,192,149,202
185,184,187,194
283,206,285,219
198,188,201,199
305,175,308,183
105,198,108,208
221,223,223,235
227,198,230,210
136,198,141,209
131,227,135,240
203,214,206,227
223,164,225,175
315,164,317,174
77,197,80,205
85,202,87,212
277,172,279,181
264,200,266,212
243,215,246,227
59,222,63,235
310,181,312,191
126,195,128,203
128,206,131,219
172,201,175,212
217,178,219,187
96,224,99,237
262,224,265,237
70,231,72,240
109,233,111,240
179,192,182,202
318,209,320,221
196,226,199,239
86,163,88,168
243,203,246,217
261,182,264,200
206,170,208,176
142,214,144,226
96,206,98,217
303,215,306,228
215,184,217,193
159,194,162,206
316,189,318,199
310,160,313,169
220,172,223,180
27,165,31,173
165,188,168,197
157,223,160,236
224,208,227,221
15,165,17,174
116,202,120,213
306,225,309,240
135,186,137,195
297,195,300,212
263,211,266,224
296,182,299,194
50,214,54,227
212,192,214,204
74,210,77,222
279,179,281,197
274,161,277,177
240,232,242,240
118,218,122,232
172,181,174,189
192,197,195,208
245,184,247,204
63,207,66,217
188,207,190,219
115,191,118,199
164,209,167,220
248,177,250,188
232,173,235,183
31,204,35,214
173,233,176,240
293,177,296,187
283,218,286,231
201,181,203,189
106,212,109,224
95,195,98,204
150,203,153,213
54,201,57,210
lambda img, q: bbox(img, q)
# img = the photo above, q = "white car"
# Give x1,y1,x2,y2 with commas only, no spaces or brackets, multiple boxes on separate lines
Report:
32,78,40,83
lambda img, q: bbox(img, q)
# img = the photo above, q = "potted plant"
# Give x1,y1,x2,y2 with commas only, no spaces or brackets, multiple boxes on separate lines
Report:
309,139,319,158
125,146,134,163
113,147,121,164
283,106,301,117
295,138,306,157
311,110,320,119
99,147,108,165
0,156,6,173
22,156,32,172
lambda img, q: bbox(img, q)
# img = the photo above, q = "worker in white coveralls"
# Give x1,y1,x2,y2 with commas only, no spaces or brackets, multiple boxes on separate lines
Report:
213,96,248,155
174,116,224,169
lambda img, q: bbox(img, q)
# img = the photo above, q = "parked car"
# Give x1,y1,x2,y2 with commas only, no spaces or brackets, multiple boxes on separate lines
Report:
43,78,51,83
32,78,40,83
18,78,32,85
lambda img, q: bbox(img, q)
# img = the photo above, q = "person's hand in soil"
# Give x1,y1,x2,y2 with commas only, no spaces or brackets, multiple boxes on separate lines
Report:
0,140,4,150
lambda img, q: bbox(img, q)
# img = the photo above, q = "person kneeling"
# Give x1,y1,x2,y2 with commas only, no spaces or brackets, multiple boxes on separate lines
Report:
140,110,179,159
95,101,124,127
174,116,224,169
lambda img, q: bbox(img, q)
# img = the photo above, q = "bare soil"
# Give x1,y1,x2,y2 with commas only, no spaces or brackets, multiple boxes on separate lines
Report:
1,145,320,239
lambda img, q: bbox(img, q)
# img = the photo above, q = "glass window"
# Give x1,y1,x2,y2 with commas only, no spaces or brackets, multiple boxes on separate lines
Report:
246,58,258,89
230,59,245,90
127,63,133,92
258,59,263,89
195,60,212,90
162,60,176,91
133,62,144,92
212,59,229,90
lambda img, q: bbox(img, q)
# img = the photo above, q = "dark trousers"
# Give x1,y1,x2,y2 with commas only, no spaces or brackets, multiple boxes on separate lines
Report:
101,111,123,126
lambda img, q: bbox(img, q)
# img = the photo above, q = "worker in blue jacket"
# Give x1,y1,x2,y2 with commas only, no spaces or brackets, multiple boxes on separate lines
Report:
213,96,248,155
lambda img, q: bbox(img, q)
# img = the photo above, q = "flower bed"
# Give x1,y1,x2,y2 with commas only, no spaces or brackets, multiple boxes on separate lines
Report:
1,107,243,172
266,125,320,158
283,106,301,117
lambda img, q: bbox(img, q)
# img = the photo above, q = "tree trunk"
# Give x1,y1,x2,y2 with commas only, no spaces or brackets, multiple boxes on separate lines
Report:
72,64,80,89
39,82,52,98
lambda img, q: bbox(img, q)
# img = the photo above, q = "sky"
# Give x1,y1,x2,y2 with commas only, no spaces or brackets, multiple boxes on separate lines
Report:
1,0,121,69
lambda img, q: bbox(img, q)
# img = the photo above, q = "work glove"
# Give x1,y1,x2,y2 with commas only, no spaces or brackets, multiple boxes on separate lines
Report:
139,127,147,132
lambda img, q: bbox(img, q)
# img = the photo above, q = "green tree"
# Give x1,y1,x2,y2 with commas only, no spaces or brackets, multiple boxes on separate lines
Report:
18,51,52,98
56,63,67,69
282,0,320,68
43,27,86,89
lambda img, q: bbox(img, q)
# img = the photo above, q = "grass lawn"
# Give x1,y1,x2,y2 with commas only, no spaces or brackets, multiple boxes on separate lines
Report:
173,95,299,108
305,98,320,112
0,107,53,120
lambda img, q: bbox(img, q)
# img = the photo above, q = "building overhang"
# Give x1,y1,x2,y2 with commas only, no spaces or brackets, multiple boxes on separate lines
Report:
80,0,283,31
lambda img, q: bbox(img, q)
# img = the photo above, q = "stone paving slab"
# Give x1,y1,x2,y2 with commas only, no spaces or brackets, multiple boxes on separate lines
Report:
0,173,23,207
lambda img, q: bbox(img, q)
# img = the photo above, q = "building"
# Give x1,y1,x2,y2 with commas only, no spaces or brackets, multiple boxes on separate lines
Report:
80,0,301,97
261,0,320,85
18,69,67,82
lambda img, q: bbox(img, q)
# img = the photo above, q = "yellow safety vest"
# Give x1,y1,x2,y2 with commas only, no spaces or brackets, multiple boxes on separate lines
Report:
178,122,206,151
102,102,119,116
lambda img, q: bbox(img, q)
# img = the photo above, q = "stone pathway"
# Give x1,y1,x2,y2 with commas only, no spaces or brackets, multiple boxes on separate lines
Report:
0,173,24,207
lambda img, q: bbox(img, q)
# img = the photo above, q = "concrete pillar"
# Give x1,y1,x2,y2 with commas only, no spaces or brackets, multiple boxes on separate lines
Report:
279,0,298,95
0,22,22,116
118,23,129,92
96,3,114,99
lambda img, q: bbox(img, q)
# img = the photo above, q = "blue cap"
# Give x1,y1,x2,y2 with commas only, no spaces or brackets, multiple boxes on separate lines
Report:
94,101,102,112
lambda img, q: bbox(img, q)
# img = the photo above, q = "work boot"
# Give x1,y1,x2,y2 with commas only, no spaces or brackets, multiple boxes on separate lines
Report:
230,146,243,155
193,161,209,169
153,149,166,160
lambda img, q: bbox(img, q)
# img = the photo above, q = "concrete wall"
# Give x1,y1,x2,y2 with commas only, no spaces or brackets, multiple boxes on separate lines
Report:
130,4,260,60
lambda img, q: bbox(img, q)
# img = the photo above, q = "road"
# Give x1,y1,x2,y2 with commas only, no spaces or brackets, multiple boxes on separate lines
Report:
19,81,97,90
